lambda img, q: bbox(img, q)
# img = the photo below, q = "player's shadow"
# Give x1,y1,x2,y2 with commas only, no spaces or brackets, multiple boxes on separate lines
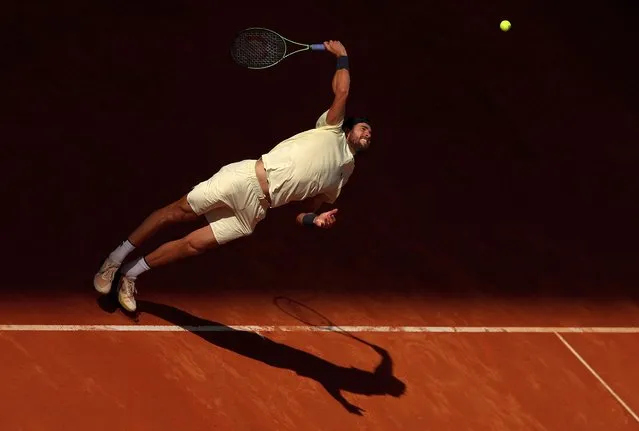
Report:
133,299,407,415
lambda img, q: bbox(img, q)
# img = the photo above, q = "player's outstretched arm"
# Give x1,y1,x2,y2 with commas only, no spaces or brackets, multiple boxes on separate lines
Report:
295,194,338,229
323,40,350,126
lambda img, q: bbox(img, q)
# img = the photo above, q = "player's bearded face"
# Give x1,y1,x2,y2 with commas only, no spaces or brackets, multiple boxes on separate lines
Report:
348,124,372,151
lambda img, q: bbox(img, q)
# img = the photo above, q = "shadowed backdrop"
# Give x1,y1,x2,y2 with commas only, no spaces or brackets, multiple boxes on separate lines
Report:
2,0,637,300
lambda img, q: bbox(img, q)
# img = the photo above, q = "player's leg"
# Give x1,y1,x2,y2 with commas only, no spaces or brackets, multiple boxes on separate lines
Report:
117,223,220,312
114,159,270,312
93,181,230,295
128,194,203,248
117,205,258,312
141,223,220,269
93,195,206,294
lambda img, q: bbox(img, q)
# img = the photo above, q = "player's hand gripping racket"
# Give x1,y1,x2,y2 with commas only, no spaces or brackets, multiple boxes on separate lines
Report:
274,296,377,349
230,27,326,69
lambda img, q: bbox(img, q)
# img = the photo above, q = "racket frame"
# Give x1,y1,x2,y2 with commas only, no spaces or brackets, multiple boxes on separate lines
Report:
231,27,326,69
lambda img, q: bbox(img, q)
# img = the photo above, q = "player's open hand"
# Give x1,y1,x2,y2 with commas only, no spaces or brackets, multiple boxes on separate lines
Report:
323,40,347,57
314,208,339,229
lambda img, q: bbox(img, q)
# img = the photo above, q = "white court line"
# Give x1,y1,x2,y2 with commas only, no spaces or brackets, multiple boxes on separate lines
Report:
555,333,639,424
1,325,639,333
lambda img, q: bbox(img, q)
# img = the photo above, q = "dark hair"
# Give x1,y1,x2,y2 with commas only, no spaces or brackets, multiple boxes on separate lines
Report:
342,116,371,133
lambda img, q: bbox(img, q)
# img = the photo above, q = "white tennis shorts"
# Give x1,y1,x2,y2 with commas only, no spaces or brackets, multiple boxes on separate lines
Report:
186,159,269,245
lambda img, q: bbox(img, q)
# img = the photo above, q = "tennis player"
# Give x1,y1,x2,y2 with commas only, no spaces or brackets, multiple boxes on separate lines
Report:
93,40,373,312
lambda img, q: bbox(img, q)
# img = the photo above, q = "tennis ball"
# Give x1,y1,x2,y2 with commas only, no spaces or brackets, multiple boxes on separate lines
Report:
500,20,511,32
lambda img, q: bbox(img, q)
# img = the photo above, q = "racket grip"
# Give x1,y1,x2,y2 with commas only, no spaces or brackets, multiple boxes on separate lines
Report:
310,43,326,51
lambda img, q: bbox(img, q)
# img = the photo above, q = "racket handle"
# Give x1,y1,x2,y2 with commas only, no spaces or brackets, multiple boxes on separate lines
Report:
310,43,326,51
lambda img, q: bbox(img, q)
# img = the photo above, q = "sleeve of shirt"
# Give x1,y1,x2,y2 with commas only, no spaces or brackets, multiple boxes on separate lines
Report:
315,110,344,131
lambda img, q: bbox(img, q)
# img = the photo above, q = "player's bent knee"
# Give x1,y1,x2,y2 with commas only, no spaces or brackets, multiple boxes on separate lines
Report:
166,195,199,223
184,226,218,255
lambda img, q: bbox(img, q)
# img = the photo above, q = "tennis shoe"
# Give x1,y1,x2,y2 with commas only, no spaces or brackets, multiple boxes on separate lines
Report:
93,257,120,294
118,275,138,313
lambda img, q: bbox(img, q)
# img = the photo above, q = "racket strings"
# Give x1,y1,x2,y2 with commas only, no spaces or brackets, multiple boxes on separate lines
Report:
231,30,286,68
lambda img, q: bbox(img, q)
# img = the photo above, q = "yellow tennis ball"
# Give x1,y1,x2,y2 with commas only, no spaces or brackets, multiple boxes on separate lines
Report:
500,20,511,31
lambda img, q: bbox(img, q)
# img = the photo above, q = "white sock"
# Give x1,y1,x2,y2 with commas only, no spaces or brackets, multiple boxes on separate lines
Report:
109,240,136,264
122,257,151,279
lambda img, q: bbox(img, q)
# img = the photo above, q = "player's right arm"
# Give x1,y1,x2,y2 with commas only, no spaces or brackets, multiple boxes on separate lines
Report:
323,40,350,127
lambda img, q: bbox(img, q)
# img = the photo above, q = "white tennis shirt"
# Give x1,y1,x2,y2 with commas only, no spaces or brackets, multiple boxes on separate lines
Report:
261,110,355,208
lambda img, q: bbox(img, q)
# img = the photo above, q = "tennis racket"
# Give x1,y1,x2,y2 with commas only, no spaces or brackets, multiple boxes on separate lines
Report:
274,296,374,348
230,27,326,69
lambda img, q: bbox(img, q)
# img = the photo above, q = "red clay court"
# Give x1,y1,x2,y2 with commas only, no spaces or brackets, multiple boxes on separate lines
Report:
2,1,638,430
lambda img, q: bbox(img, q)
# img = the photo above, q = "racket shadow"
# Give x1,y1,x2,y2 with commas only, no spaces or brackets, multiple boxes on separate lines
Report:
136,300,407,416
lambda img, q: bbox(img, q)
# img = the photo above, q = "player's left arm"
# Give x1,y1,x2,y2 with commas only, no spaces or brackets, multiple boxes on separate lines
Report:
295,193,330,226
323,40,350,126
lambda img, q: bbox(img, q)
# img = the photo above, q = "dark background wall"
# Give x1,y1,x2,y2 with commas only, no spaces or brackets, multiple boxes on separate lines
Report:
2,1,637,299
